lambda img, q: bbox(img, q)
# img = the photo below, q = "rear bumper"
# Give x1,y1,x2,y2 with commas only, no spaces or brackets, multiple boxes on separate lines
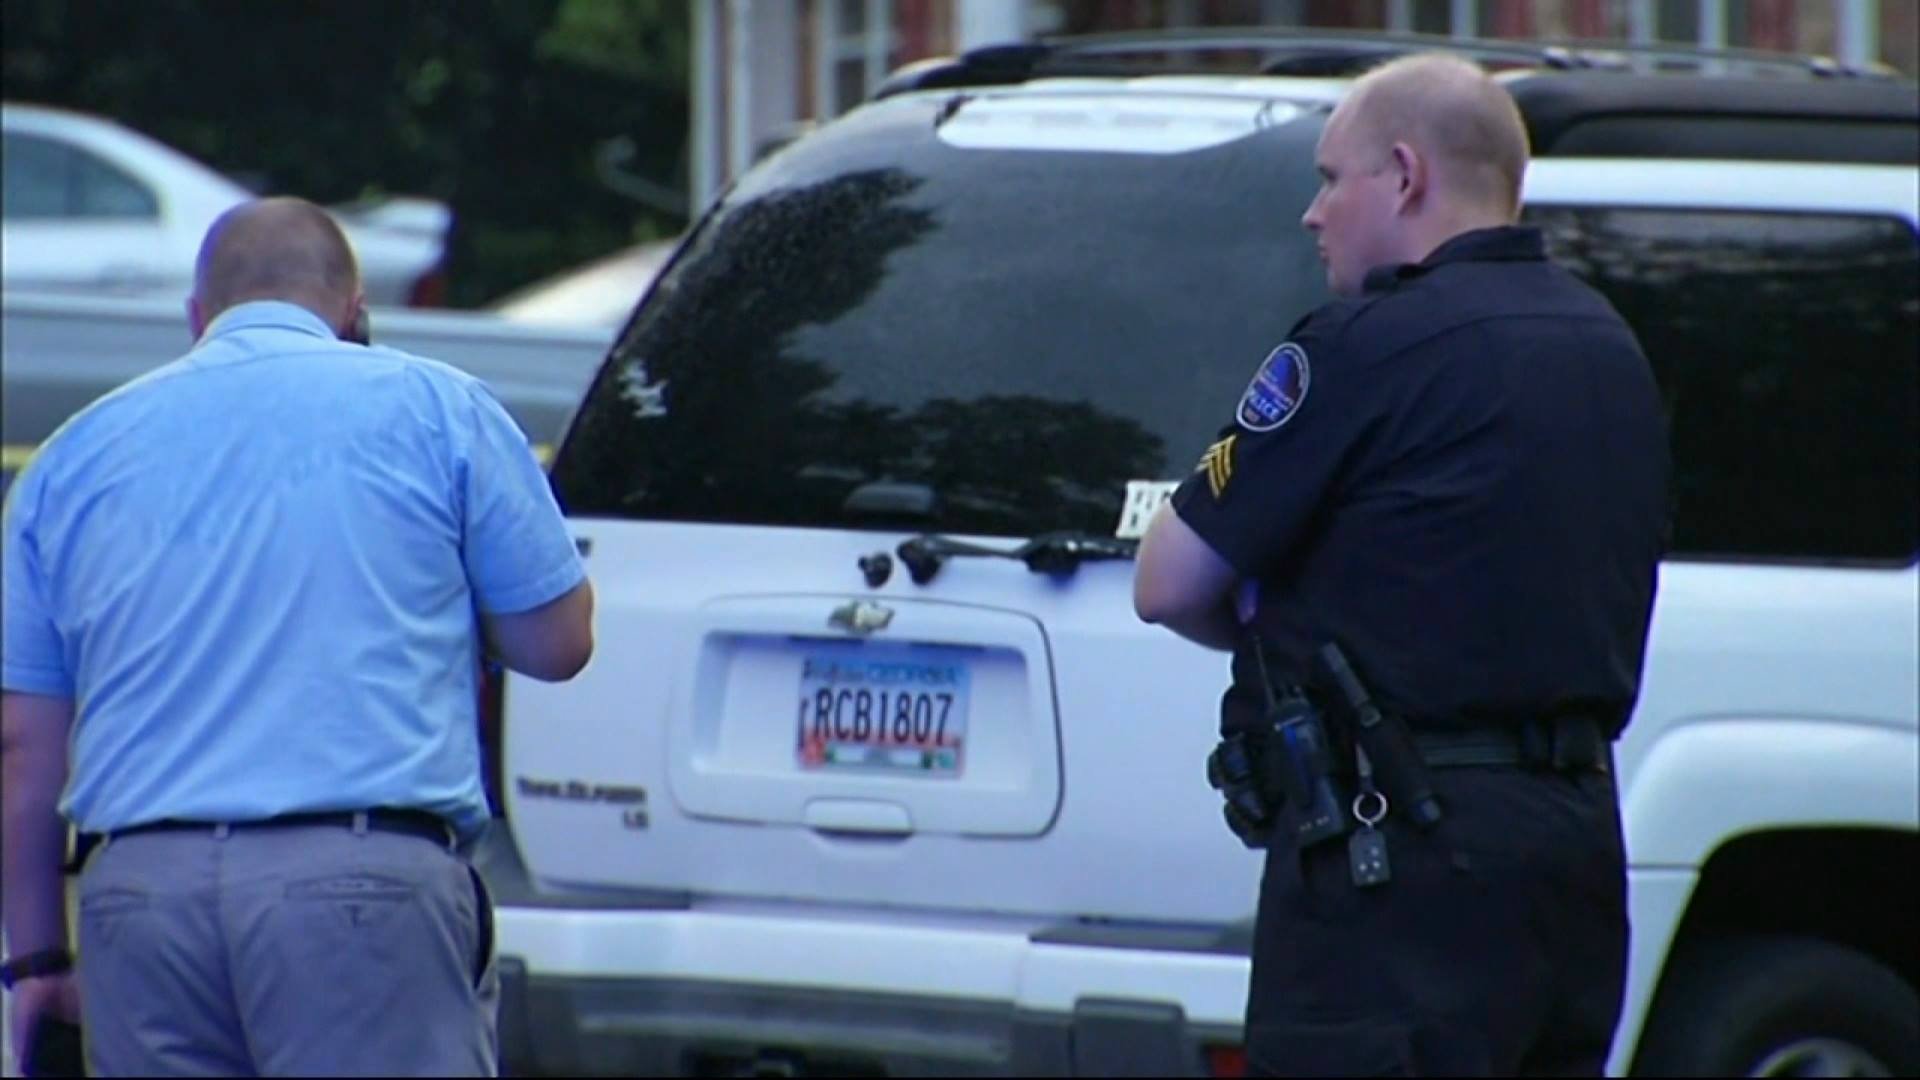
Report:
498,958,1229,1076
479,826,1249,1076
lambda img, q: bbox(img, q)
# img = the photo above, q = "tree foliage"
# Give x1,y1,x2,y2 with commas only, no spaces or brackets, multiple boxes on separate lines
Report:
1,0,690,306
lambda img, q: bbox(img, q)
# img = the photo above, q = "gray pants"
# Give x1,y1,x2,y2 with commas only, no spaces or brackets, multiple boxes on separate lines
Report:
76,819,498,1077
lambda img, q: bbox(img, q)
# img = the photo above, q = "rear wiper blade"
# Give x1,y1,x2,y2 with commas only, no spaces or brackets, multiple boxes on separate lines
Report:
896,531,1138,585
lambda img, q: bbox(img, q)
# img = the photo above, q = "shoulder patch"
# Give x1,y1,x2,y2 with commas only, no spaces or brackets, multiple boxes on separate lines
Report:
1197,434,1237,499
1236,342,1311,433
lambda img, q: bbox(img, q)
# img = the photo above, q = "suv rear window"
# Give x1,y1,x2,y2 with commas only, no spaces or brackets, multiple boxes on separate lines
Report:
553,95,1332,538
1528,206,1919,564
555,98,1918,566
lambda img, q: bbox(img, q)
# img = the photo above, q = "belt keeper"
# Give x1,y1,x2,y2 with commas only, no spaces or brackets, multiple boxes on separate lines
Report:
1551,722,1575,770
1553,715,1604,770
1519,722,1552,767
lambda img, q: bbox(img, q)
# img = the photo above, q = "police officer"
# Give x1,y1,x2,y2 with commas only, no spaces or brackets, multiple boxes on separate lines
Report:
1134,54,1669,1076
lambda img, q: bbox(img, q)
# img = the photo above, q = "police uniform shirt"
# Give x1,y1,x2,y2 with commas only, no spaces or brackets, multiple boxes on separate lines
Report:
1171,226,1670,730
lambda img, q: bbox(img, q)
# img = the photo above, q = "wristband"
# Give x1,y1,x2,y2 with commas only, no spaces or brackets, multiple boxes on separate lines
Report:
0,947,72,989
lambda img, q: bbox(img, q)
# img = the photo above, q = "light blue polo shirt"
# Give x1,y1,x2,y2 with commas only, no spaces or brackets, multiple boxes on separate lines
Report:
0,301,586,840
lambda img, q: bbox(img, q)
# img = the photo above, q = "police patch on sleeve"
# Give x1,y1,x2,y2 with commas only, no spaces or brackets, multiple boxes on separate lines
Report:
1236,342,1311,433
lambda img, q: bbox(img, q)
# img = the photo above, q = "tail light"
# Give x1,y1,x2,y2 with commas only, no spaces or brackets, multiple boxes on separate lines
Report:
408,265,449,307
1205,1043,1247,1078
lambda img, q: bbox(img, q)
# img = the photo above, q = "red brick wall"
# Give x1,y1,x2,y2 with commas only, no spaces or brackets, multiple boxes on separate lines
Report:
1748,0,1800,51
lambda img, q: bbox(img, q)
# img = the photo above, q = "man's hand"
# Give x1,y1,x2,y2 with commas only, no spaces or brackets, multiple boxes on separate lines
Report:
9,970,80,1073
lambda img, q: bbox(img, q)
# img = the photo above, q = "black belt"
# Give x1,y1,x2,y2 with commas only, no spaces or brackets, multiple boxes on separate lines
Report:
1413,715,1610,772
106,807,454,847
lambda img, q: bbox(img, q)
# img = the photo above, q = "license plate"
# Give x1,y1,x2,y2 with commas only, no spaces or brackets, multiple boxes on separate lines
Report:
796,649,970,776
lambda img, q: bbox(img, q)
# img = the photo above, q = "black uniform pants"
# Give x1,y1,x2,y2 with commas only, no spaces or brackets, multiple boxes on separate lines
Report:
1244,766,1627,1077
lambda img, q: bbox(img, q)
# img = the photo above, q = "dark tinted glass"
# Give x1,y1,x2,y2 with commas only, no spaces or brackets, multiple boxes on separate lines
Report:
1548,117,1920,166
2,134,71,219
1528,207,1919,563
72,149,158,219
553,96,1331,537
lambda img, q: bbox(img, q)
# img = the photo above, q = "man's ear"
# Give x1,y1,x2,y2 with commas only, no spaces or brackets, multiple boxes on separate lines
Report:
186,295,208,342
341,293,369,344
1390,141,1426,214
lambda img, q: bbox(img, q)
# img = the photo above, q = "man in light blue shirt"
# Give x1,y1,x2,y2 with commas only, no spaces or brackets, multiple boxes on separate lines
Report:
1,196,594,1076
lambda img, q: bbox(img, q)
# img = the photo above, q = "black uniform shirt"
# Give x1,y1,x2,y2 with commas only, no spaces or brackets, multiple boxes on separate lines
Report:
1171,226,1670,732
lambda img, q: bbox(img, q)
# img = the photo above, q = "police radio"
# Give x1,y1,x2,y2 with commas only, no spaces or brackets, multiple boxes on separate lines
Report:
1267,690,1351,848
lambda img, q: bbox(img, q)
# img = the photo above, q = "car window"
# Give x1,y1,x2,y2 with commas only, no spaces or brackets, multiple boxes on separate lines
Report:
553,97,1333,538
2,133,69,219
1,131,158,221
1528,206,1919,564
72,148,158,219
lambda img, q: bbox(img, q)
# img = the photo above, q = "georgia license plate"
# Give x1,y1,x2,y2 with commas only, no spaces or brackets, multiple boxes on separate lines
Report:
796,649,970,776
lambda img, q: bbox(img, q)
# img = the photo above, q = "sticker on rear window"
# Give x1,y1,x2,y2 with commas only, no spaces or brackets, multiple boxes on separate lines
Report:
1116,480,1179,539
619,363,670,418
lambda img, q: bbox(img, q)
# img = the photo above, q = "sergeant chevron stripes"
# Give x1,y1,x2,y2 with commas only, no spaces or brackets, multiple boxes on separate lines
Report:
1199,434,1236,499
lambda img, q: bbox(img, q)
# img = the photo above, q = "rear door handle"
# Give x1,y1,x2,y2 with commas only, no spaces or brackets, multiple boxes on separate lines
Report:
802,798,913,836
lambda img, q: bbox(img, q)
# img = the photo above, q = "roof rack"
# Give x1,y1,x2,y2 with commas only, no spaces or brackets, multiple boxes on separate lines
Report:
872,25,1904,99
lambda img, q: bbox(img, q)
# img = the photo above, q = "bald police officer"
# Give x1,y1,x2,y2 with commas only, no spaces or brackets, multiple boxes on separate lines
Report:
1135,55,1669,1076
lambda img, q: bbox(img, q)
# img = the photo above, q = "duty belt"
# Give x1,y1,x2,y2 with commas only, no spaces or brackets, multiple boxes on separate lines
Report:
1412,714,1610,772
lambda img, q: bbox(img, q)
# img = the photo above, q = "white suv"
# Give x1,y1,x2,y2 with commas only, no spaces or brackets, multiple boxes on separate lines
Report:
484,30,1919,1078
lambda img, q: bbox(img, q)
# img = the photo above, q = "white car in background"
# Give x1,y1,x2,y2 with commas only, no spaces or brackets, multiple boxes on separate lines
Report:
487,237,678,329
1,101,451,306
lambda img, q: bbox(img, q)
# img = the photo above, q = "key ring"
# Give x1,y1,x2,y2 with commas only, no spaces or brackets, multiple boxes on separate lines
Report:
1351,790,1389,828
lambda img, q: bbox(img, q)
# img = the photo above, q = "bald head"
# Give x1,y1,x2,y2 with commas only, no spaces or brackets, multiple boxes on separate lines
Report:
1339,53,1531,216
192,196,361,331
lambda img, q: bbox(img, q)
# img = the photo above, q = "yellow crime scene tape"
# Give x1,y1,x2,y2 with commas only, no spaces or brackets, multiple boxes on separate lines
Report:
2,442,554,473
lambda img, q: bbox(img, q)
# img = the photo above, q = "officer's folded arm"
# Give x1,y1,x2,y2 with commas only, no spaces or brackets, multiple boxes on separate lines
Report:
1133,504,1242,651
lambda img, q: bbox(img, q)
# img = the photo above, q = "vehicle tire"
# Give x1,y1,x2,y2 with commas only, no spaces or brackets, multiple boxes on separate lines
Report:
1632,934,1920,1077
